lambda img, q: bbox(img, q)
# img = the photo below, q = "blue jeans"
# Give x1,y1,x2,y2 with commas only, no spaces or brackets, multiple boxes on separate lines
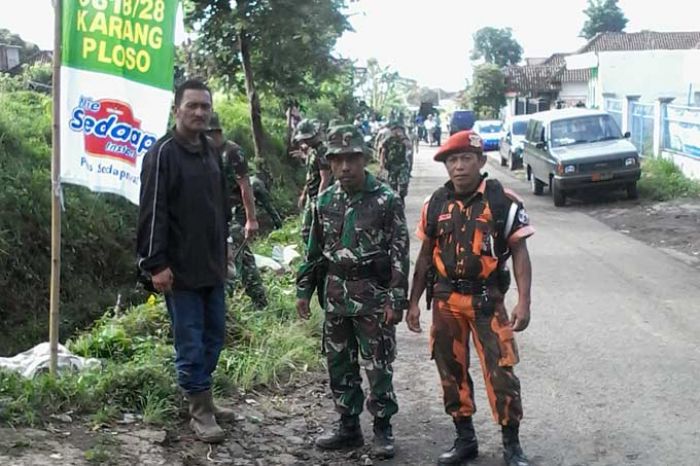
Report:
165,285,226,394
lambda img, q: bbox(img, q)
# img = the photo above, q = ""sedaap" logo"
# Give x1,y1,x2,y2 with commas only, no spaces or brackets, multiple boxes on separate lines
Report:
69,96,156,166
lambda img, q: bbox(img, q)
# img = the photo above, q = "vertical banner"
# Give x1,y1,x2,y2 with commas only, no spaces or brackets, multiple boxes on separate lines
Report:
60,0,179,204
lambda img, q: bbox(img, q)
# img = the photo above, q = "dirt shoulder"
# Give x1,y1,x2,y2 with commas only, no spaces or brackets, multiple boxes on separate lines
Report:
0,373,366,466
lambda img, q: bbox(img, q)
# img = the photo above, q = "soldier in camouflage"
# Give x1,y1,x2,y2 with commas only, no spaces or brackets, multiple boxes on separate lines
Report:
206,114,268,309
379,121,413,202
250,174,284,230
296,125,409,459
294,119,332,247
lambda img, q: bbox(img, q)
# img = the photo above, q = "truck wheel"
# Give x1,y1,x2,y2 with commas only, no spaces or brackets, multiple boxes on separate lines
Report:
626,182,639,200
552,180,566,206
508,152,518,171
531,174,544,195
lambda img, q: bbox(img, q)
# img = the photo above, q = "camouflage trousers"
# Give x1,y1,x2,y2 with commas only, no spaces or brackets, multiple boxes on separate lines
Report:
386,171,410,201
301,195,317,249
251,177,283,229
227,218,268,309
430,293,522,426
324,313,398,420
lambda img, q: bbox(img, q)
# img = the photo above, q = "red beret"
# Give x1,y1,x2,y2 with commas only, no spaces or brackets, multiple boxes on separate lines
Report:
433,130,484,162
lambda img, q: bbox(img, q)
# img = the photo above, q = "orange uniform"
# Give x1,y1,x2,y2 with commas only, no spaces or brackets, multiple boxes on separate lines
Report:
417,177,534,426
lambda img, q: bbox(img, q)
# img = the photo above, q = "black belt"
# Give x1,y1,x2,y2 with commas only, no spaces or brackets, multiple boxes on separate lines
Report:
328,262,375,281
438,276,494,296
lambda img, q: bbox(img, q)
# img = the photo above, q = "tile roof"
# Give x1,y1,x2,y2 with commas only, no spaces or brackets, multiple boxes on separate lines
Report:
578,31,700,53
504,65,560,95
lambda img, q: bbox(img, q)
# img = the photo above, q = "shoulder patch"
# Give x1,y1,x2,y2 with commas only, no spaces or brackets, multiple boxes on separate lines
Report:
518,209,530,225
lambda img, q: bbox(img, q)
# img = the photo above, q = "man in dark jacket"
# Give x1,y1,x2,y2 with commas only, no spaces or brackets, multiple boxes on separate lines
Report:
137,79,232,444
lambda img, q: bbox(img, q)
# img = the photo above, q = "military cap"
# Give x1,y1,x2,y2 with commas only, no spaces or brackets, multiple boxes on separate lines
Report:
326,125,367,157
293,119,320,142
207,112,223,131
433,129,484,162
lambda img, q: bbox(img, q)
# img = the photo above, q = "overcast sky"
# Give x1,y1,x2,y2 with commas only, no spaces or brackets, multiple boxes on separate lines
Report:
3,0,699,91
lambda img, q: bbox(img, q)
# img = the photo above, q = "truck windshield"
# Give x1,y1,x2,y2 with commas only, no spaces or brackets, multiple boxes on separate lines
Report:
551,115,622,147
511,121,527,135
477,123,502,133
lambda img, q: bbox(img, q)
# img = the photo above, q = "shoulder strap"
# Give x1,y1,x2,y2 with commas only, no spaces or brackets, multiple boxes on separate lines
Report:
425,187,450,238
484,179,511,256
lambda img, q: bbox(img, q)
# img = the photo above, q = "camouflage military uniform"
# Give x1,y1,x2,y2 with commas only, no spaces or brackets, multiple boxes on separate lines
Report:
301,140,330,245
221,141,268,308
417,176,534,427
297,128,409,422
250,174,283,230
380,132,413,201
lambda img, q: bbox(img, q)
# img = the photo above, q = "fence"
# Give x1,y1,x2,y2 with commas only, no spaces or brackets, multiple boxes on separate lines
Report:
629,102,654,155
604,98,623,130
662,105,700,160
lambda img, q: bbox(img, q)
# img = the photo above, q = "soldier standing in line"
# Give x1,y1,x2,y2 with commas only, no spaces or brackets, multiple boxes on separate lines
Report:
296,125,410,459
406,130,534,466
206,113,268,309
294,119,332,247
378,121,413,202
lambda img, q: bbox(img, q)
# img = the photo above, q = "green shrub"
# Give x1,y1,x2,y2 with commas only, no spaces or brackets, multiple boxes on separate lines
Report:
0,220,322,427
638,156,700,201
0,89,304,356
0,90,145,355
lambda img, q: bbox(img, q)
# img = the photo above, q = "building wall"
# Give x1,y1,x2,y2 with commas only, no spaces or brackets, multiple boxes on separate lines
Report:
662,150,700,180
596,50,699,106
558,81,588,106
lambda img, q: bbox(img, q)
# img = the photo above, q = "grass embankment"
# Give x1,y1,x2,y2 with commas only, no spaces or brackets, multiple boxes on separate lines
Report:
0,221,322,427
639,157,700,201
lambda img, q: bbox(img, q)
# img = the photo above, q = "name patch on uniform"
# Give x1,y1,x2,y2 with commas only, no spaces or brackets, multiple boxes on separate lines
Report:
438,213,452,222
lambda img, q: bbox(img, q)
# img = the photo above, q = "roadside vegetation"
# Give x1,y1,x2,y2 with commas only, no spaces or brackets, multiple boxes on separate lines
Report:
0,221,322,427
639,156,700,201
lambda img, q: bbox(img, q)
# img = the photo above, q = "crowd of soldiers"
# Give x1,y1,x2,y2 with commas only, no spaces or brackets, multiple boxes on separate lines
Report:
138,79,532,466
291,116,532,466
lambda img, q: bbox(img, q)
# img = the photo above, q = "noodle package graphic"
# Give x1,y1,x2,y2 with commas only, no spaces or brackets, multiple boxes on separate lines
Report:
69,97,157,166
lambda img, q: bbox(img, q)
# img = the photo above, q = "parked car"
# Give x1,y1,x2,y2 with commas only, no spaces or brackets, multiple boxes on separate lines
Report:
449,109,476,135
473,120,504,151
522,108,641,207
499,115,530,170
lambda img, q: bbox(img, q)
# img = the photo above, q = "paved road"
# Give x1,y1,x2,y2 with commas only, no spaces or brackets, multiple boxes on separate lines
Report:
379,144,700,466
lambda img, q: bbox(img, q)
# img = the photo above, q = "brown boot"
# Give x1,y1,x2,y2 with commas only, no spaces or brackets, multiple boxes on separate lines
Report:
188,390,225,443
213,403,237,422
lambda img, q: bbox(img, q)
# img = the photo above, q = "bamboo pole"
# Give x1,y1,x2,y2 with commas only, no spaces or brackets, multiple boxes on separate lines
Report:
49,0,63,375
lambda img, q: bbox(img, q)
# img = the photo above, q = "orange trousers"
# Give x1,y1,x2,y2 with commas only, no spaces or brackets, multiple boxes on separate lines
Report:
430,293,523,426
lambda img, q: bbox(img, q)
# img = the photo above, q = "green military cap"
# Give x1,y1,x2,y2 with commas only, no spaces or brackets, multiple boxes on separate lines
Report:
207,112,223,131
293,119,320,142
326,125,367,157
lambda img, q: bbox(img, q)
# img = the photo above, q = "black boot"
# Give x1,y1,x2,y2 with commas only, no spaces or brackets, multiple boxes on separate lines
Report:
372,417,395,459
502,424,530,466
437,417,478,465
315,415,364,450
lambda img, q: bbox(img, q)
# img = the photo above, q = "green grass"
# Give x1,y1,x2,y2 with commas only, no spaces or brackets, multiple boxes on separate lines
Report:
638,157,700,201
0,220,322,427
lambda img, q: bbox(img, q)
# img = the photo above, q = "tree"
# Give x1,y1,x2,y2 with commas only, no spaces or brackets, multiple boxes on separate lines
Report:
406,86,439,107
470,27,523,67
469,64,506,119
355,58,410,117
580,0,628,39
183,0,351,166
